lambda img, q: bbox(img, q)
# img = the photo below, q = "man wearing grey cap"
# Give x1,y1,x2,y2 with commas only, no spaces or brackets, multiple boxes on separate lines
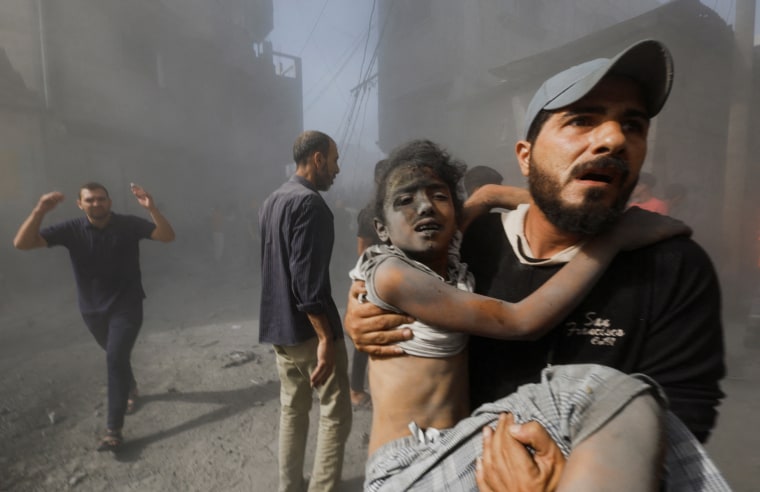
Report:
346,39,727,489
461,38,724,445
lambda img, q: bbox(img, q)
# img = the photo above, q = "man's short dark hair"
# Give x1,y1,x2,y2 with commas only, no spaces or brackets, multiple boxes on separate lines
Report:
525,110,552,145
374,139,466,223
79,182,109,198
293,131,332,165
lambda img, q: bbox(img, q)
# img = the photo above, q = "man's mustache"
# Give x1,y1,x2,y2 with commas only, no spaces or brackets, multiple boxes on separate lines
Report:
570,156,630,182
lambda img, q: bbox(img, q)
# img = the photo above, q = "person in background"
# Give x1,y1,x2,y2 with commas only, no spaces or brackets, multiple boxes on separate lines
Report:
329,197,356,308
463,165,504,197
350,159,389,408
258,130,352,492
13,181,175,451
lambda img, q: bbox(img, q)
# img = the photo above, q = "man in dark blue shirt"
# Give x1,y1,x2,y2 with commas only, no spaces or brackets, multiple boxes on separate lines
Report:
13,182,175,452
259,130,351,492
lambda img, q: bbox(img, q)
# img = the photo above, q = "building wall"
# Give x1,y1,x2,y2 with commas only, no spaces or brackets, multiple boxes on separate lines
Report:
0,0,44,96
377,0,661,156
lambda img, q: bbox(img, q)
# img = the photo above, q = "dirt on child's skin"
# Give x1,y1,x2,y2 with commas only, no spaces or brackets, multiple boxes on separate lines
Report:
0,272,371,492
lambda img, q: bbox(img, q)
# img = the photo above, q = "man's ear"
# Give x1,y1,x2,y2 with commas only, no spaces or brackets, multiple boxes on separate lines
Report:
374,218,390,244
516,140,532,177
76,198,84,211
313,150,325,170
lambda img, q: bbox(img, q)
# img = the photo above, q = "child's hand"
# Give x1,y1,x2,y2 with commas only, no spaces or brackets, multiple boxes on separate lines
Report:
460,185,530,232
610,207,691,251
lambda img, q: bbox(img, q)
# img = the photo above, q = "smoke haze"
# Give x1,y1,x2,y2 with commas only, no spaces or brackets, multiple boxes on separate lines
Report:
1,1,759,488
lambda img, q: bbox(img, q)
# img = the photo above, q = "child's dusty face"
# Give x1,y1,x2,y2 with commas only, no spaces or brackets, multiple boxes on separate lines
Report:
377,165,457,262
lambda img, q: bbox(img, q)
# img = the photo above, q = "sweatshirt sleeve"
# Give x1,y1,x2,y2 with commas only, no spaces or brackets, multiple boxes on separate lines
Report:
638,238,725,442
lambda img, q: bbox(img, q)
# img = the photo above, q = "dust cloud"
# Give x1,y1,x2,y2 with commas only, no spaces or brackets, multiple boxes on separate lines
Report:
1,1,759,490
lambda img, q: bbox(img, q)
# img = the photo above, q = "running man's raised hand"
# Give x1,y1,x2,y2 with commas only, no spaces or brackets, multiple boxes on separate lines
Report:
14,191,64,250
130,183,175,242
130,183,155,211
35,191,65,214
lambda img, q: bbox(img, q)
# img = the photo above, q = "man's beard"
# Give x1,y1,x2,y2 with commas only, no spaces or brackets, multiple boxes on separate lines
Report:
316,170,333,191
529,156,634,236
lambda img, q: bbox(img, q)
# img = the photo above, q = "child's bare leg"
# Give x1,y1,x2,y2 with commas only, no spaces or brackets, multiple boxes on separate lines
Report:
558,393,664,492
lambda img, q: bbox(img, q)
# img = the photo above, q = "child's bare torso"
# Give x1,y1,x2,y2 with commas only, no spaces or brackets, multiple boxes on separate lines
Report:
367,350,470,455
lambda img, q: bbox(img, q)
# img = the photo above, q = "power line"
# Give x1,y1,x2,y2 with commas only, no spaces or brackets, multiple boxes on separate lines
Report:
303,34,366,113
342,80,373,146
338,0,397,149
357,0,378,86
337,0,380,144
298,0,331,57
354,81,375,147
303,30,367,104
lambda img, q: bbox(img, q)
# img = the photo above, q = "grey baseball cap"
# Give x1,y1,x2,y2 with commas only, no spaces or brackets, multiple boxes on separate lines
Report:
524,39,674,139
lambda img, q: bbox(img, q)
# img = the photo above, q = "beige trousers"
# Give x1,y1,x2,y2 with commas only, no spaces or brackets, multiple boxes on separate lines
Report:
274,336,352,492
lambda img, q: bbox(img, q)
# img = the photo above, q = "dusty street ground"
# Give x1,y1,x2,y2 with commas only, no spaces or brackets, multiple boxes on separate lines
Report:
1,251,758,491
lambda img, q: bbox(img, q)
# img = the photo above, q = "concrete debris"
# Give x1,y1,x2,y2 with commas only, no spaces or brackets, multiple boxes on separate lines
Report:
68,471,87,486
222,350,257,368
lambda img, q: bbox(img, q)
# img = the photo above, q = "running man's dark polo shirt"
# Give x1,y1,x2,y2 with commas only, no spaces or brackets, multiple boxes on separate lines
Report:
41,213,156,314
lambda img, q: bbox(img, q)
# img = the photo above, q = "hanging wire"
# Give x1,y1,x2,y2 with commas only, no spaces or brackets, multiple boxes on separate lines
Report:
298,0,331,58
337,0,397,151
